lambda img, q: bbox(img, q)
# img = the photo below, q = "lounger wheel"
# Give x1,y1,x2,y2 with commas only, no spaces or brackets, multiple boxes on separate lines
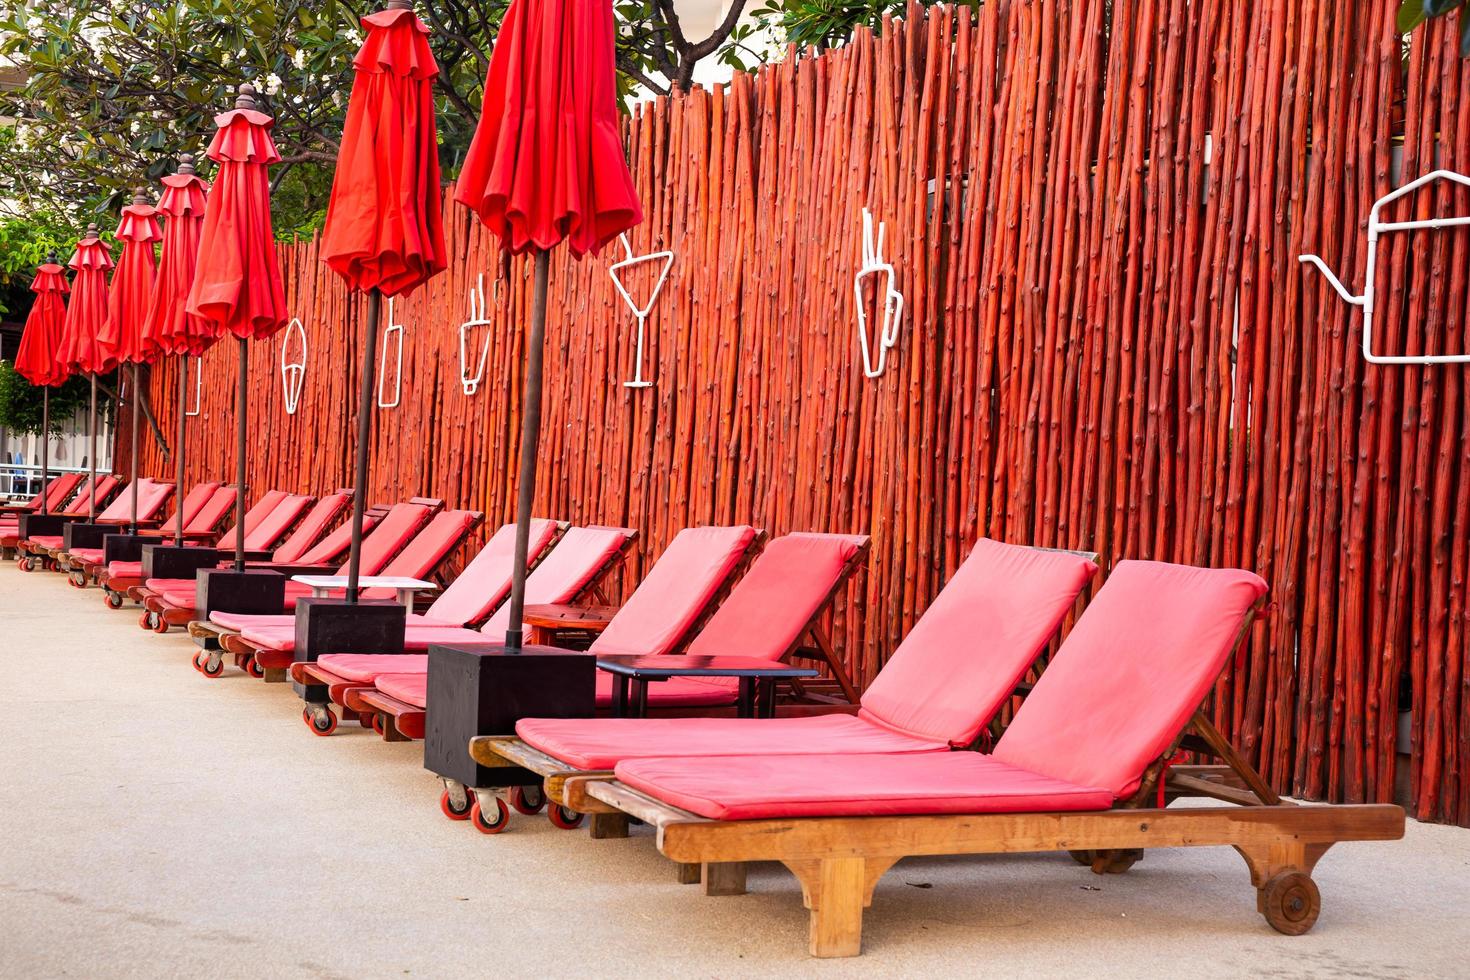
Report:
191,651,205,672
359,711,376,729
509,785,546,815
303,706,338,736
67,570,88,588
139,611,154,630
371,714,385,736
1071,848,1143,874
200,656,224,678
440,789,473,822
469,797,510,834
243,656,265,679
547,804,584,830
104,591,124,609
152,614,171,634
1259,871,1320,936
17,557,32,572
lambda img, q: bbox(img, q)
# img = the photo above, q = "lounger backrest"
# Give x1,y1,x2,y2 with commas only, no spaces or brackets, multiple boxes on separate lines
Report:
992,560,1268,800
214,488,282,551
238,492,311,550
165,481,223,529
272,492,352,562
589,525,758,658
429,520,559,625
63,475,117,515
36,473,84,511
856,538,1098,747
185,485,237,532
686,532,868,661
479,525,636,637
361,509,483,599
97,479,173,521
327,501,435,576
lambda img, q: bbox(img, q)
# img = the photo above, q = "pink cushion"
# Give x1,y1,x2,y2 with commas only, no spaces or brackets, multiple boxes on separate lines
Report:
517,713,946,771
992,560,1267,800
613,752,1113,820
686,532,866,661
856,539,1098,747
240,612,469,654
172,482,225,528
589,526,756,657
358,509,481,600
69,547,104,563
273,493,352,562
593,671,734,709
318,653,429,683
427,521,554,626
107,560,143,578
478,525,634,639
26,535,63,550
182,484,238,533
156,584,196,608
97,479,173,522
333,502,434,577
375,672,427,708
234,491,309,550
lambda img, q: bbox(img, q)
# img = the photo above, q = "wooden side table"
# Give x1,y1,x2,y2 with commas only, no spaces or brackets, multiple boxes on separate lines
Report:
522,603,619,647
594,654,820,718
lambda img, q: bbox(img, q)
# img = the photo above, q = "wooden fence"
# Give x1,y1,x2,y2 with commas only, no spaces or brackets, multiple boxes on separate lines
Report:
124,1,1470,825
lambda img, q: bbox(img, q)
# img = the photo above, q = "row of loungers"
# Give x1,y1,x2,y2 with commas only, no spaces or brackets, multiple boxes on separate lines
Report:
14,474,1405,957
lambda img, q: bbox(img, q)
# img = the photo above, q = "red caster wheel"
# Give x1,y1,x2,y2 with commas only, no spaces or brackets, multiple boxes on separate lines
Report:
191,651,205,672
200,657,224,678
68,572,87,589
509,785,546,815
244,656,265,679
547,804,584,830
44,558,59,572
304,706,338,736
371,714,385,736
153,615,171,634
440,789,473,821
104,591,124,609
17,557,32,572
139,611,153,630
358,711,375,729
469,797,510,835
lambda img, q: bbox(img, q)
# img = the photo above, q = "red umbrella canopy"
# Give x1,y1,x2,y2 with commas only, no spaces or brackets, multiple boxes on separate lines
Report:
320,4,446,297
143,159,214,357
57,227,115,376
185,86,289,340
455,0,642,257
13,259,70,386
96,192,163,367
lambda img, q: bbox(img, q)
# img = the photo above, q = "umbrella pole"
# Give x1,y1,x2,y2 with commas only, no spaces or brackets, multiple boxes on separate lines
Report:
39,388,49,514
345,288,382,605
176,356,187,545
234,337,248,572
505,250,551,652
88,373,98,520
129,362,140,533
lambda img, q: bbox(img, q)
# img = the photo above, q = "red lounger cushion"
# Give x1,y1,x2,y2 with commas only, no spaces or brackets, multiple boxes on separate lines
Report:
991,560,1268,800
425,519,559,626
477,525,633,639
517,714,946,771
375,672,427,708
613,752,1113,820
69,547,104,563
589,525,756,657
107,560,143,578
240,613,467,653
26,535,64,550
318,653,429,683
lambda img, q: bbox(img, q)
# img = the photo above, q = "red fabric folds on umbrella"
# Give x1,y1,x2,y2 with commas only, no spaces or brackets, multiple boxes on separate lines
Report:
143,171,214,357
97,201,163,366
58,235,114,376
186,106,289,339
320,7,446,297
14,262,70,386
454,0,642,257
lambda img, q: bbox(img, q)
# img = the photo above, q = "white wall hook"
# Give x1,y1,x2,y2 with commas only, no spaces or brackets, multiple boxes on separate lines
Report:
853,208,904,378
609,233,674,389
1299,168,1470,365
377,296,405,410
280,317,307,415
459,273,494,396
184,355,204,417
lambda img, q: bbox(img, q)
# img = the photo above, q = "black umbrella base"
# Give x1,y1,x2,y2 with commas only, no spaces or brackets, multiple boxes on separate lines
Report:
101,533,147,567
195,568,286,620
16,513,78,539
142,544,224,580
291,597,407,700
424,642,595,789
61,522,112,552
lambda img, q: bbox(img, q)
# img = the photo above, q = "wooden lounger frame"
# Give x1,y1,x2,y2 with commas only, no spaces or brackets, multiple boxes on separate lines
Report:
473,603,1406,956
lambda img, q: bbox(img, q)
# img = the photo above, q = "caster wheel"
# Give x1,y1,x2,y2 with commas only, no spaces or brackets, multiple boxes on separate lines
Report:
547,804,584,830
371,714,385,736
1260,871,1320,936
105,591,124,609
200,656,224,678
153,615,171,634
44,559,59,572
304,706,338,736
244,656,265,679
17,558,32,572
68,572,87,589
509,785,546,815
1070,849,1141,874
469,797,510,835
358,711,375,729
139,612,153,630
440,789,473,821
191,651,205,672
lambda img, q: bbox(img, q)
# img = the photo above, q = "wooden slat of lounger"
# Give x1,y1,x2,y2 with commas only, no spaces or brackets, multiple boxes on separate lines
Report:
473,737,612,807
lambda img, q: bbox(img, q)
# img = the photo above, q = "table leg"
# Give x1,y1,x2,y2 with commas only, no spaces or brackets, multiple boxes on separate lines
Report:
737,677,756,718
611,674,629,718
633,679,650,718
757,678,777,718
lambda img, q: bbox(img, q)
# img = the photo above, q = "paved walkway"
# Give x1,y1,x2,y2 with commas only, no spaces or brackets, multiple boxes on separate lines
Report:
0,564,1463,978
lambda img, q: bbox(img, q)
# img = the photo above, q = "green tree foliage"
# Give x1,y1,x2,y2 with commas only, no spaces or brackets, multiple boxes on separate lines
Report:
1398,0,1470,57
0,207,79,317
0,360,112,437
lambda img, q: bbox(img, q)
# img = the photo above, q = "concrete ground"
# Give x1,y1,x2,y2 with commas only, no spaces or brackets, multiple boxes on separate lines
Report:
0,565,1465,979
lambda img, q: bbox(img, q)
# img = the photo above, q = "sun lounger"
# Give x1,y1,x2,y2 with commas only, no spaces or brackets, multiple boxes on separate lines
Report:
548,560,1403,956
136,490,352,633
292,524,637,736
195,503,480,678
340,525,761,749
47,479,176,578
12,475,122,570
468,538,1097,831
85,483,234,597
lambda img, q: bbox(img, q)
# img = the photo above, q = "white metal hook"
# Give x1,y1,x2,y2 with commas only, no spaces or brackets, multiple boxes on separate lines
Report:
459,273,494,396
609,232,675,389
280,317,307,415
1299,168,1470,365
376,296,404,410
853,208,905,378
184,354,203,417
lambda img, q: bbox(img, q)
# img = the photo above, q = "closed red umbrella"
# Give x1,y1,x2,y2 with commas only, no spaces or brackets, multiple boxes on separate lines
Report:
186,84,290,569
145,154,213,544
98,189,163,531
320,0,447,602
57,224,114,520
455,0,642,648
13,255,70,513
